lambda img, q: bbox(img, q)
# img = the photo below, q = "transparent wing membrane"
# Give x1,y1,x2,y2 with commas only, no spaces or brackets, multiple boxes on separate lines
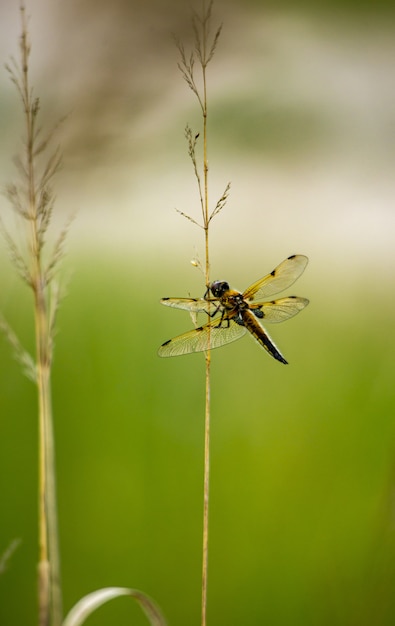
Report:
160,297,215,315
158,317,246,357
252,296,309,323
243,255,308,301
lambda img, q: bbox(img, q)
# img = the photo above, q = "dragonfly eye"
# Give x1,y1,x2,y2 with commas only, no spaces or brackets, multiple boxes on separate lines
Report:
210,280,229,297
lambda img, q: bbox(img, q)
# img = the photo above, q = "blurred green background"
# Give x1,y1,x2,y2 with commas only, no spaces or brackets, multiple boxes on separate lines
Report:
1,0,395,625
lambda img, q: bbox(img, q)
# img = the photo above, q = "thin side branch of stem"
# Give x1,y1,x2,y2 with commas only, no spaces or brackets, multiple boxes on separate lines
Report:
175,208,202,229
209,181,231,223
0,315,36,382
0,539,22,574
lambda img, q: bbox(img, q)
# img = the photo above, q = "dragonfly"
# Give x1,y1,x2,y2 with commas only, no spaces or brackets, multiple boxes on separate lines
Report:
158,254,309,364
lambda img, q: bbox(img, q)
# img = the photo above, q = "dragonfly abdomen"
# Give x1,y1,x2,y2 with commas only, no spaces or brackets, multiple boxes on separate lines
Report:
241,310,288,364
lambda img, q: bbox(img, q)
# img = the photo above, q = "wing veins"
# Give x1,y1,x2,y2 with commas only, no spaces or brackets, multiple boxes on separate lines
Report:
160,297,218,315
243,255,308,301
250,296,309,323
158,316,246,357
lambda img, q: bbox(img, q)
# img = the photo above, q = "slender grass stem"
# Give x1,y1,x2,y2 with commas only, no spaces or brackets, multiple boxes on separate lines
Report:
176,3,225,622
19,9,52,624
201,4,211,625
201,359,210,626
6,5,64,625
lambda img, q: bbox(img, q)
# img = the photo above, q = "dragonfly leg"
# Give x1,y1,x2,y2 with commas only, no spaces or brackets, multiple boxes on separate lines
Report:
206,303,221,318
203,288,222,318
214,308,230,328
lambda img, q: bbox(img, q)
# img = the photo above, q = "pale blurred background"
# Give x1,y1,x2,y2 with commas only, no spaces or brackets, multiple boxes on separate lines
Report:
1,1,395,625
0,0,394,273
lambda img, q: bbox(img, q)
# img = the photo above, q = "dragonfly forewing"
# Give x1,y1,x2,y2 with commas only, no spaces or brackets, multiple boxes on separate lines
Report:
160,297,216,315
243,254,308,301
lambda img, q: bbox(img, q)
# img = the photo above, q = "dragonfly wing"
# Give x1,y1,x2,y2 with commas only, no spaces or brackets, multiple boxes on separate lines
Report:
251,296,309,323
160,297,215,315
158,317,247,357
243,255,308,301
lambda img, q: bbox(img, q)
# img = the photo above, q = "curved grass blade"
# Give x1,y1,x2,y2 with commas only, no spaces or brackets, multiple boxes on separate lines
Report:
62,586,167,626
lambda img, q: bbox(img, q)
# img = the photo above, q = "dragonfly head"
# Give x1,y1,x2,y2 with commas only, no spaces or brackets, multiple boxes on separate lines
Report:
210,280,230,298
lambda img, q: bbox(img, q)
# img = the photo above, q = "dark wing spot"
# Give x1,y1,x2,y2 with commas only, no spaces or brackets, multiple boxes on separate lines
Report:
270,269,276,277
161,339,171,346
162,297,170,301
288,254,296,260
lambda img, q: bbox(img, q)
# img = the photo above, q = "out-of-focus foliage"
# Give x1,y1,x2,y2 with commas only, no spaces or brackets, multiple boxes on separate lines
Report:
1,254,394,626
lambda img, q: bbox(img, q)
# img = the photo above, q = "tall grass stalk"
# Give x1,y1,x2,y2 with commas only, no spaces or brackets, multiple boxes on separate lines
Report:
176,2,226,624
2,4,169,624
2,4,67,625
2,5,168,626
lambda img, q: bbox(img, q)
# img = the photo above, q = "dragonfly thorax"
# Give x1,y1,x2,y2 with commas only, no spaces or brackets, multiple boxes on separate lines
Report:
211,281,248,315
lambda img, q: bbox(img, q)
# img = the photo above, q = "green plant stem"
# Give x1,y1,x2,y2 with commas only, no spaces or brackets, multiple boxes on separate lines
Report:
201,3,211,624
35,295,62,626
19,4,63,624
201,358,210,626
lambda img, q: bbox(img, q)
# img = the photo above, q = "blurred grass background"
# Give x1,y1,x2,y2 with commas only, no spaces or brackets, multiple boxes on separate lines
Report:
1,0,395,624
1,255,395,625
